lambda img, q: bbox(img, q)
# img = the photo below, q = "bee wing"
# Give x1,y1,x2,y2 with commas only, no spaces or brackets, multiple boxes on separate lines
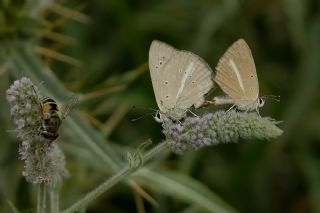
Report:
61,94,79,120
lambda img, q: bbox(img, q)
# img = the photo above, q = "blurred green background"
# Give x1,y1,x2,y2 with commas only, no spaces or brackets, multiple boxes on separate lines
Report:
1,0,320,212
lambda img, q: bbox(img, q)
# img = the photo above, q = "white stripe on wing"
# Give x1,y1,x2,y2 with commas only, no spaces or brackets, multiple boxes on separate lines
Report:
176,62,194,99
229,59,245,92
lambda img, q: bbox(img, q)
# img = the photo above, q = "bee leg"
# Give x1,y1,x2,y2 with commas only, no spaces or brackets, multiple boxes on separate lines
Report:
31,85,46,118
41,131,59,141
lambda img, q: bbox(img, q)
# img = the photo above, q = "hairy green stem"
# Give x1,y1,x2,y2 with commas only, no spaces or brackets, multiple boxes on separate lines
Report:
62,141,169,213
37,183,46,213
49,188,59,213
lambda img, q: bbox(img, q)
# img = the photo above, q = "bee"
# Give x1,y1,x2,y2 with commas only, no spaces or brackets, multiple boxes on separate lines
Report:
39,95,78,141
40,97,61,140
32,86,79,142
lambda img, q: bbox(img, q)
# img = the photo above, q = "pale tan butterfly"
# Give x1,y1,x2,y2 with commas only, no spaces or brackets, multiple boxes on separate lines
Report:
149,40,214,122
213,39,264,112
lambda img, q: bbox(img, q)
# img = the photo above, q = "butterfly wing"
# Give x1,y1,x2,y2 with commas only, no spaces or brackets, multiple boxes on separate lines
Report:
149,40,178,112
153,50,214,113
215,39,259,101
174,51,214,108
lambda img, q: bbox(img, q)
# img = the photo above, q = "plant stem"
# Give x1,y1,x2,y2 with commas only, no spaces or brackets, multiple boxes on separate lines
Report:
37,183,46,213
62,141,170,213
49,187,59,213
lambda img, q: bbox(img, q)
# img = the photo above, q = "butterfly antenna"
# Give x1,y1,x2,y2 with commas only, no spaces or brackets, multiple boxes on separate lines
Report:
6,129,17,134
131,112,154,122
262,95,280,102
148,108,158,112
129,106,159,122
130,106,158,113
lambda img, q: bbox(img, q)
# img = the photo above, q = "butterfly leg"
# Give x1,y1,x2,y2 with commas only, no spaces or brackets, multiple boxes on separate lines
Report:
255,106,261,117
197,100,214,108
174,117,183,125
188,109,199,117
225,104,236,114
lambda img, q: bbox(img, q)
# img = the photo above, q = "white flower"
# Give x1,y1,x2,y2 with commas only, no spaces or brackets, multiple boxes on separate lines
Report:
6,77,69,185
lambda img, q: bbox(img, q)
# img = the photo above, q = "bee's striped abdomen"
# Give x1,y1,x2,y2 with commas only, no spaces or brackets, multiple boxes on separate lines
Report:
40,97,61,141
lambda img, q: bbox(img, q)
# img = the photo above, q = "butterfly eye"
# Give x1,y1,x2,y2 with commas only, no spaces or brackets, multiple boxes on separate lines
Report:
156,111,161,119
154,111,163,123
258,98,265,107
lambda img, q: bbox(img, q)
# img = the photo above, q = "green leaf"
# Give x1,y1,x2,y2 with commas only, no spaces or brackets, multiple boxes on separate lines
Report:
134,168,238,213
6,200,21,213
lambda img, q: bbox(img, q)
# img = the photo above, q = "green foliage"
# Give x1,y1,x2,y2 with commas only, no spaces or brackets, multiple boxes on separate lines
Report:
0,0,46,41
1,0,319,212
